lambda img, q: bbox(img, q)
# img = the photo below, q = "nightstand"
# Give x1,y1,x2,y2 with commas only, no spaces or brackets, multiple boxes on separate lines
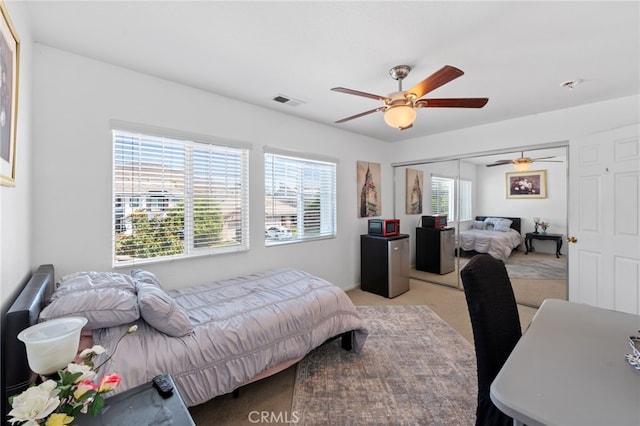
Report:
525,232,563,258
73,375,195,425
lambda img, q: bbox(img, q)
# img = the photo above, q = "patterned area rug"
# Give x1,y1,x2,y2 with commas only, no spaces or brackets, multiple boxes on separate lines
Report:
460,251,567,280
291,305,477,425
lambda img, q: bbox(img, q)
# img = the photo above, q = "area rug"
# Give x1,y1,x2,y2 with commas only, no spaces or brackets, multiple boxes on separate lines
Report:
291,305,477,425
469,251,567,280
411,251,566,286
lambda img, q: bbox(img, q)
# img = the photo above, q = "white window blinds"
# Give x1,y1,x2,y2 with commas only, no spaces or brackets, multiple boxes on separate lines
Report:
458,179,473,221
431,176,473,221
113,130,249,266
265,151,337,244
431,176,453,217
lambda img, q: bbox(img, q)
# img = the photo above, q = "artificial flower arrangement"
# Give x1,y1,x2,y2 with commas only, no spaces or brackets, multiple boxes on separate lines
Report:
539,221,549,232
8,325,137,426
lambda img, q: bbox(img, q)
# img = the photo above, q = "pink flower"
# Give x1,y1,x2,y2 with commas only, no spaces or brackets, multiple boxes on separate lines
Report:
98,374,121,393
73,380,98,400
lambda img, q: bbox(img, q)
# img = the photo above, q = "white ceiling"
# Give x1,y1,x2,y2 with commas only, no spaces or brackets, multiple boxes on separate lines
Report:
25,1,639,143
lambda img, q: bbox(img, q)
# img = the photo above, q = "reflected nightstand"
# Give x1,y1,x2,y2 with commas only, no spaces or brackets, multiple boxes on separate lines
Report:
525,232,563,258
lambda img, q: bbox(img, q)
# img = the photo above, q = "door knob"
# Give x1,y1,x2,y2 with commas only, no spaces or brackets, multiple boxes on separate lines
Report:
567,236,578,243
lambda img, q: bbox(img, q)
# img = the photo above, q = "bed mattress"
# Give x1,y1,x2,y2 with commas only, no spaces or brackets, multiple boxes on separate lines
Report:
458,228,522,262
92,268,368,406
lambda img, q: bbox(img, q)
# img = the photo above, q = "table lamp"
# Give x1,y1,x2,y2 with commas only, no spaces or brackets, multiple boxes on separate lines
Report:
17,316,87,375
533,217,540,234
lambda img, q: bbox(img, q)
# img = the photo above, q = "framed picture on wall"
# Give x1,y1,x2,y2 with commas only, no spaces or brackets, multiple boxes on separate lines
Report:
357,161,380,217
506,170,547,199
0,1,19,186
406,168,423,214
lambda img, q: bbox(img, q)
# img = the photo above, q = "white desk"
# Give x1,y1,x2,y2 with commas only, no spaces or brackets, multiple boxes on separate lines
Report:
491,299,640,426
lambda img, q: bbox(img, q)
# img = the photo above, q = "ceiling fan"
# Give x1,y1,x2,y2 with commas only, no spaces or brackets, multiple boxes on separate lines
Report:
486,152,563,171
331,65,488,130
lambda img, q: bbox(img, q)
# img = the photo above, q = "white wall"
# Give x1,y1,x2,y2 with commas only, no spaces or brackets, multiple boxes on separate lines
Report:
1,2,34,310
391,96,639,163
475,158,568,254
31,45,393,290
10,33,640,297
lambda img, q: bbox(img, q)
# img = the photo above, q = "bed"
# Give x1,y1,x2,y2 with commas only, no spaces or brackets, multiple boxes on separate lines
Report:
458,216,523,262
4,265,368,408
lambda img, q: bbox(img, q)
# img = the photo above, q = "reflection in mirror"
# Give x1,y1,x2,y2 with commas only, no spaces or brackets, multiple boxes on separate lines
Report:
394,145,568,307
394,159,462,289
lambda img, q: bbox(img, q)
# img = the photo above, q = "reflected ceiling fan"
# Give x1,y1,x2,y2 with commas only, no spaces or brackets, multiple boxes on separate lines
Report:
331,65,488,130
486,152,563,171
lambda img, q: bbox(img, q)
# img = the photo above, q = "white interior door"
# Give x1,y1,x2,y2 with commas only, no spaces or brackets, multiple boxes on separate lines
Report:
568,124,640,314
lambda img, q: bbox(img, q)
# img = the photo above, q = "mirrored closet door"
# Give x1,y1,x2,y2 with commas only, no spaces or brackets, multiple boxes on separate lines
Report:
394,159,463,290
393,146,568,307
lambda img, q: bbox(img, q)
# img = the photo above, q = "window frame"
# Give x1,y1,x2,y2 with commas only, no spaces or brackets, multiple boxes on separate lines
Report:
112,126,250,267
431,175,472,222
264,148,337,246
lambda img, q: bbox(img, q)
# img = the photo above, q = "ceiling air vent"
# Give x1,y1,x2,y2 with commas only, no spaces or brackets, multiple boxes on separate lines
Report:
272,94,305,107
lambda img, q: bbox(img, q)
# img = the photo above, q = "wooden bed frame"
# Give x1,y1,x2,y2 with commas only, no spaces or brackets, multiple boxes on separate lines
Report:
3,264,356,407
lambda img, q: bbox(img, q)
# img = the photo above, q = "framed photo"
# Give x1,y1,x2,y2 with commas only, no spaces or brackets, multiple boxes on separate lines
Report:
0,1,19,186
506,170,547,199
357,161,380,217
406,168,423,214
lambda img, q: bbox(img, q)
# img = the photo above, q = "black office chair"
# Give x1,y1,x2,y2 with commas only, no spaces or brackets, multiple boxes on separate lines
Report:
460,254,522,426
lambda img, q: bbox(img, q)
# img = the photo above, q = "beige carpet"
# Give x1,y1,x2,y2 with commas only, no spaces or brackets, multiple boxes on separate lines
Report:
291,305,477,425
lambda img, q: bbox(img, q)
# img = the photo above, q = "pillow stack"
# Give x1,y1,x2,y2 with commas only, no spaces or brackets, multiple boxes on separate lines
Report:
484,217,513,232
40,269,193,337
131,269,193,337
40,272,140,329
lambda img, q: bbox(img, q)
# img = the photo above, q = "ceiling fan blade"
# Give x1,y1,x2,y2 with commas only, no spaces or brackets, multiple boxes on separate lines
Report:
330,87,388,102
399,124,413,131
416,98,489,108
530,156,556,161
486,160,516,167
406,65,464,99
334,107,385,124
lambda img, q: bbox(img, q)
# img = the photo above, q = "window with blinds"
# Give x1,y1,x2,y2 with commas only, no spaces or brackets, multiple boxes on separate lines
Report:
431,176,472,221
113,130,249,266
265,151,337,245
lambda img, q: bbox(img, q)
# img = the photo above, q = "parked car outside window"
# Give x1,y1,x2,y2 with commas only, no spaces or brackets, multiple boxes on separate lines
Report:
265,226,292,240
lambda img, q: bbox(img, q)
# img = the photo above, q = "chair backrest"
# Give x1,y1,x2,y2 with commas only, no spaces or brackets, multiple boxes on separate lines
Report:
461,254,521,426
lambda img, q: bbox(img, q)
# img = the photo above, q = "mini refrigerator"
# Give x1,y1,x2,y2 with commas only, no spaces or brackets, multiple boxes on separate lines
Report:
415,227,455,274
360,234,410,298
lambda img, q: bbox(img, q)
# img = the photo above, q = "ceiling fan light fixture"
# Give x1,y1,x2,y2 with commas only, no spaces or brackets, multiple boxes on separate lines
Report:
514,161,531,172
384,104,416,129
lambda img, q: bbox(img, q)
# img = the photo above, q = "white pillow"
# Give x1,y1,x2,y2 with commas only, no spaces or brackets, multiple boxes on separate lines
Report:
40,272,140,329
494,222,512,232
493,218,513,232
473,220,486,230
135,280,193,337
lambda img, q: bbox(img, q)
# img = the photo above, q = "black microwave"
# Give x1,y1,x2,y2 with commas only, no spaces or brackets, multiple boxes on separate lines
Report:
422,215,448,229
